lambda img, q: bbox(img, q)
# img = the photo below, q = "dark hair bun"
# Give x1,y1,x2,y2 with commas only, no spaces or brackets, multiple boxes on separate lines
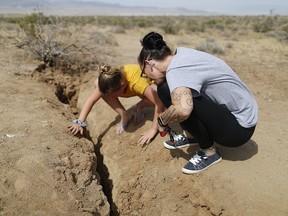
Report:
141,32,166,50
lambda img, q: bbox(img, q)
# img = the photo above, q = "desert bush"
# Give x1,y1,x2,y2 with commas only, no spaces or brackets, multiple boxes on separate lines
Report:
204,18,225,31
67,16,96,25
225,18,236,25
251,16,288,42
161,22,180,35
112,26,126,33
253,16,276,33
185,19,205,32
195,38,224,54
226,42,234,49
266,31,288,42
93,16,132,28
281,23,288,33
0,16,21,25
136,19,151,28
18,13,48,37
89,32,118,45
16,13,92,70
130,17,154,28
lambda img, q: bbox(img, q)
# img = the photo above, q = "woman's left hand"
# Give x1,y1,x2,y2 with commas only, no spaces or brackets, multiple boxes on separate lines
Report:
138,128,158,146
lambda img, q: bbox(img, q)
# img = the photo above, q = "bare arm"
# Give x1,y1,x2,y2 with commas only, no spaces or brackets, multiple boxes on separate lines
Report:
143,84,164,130
159,86,193,125
78,79,103,121
68,79,103,135
138,84,165,145
78,89,102,122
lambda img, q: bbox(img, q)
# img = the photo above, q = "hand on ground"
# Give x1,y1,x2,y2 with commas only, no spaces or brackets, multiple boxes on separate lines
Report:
68,124,83,135
138,128,158,146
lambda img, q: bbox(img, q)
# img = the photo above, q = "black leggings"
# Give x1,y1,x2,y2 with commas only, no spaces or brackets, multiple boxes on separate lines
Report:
157,82,256,149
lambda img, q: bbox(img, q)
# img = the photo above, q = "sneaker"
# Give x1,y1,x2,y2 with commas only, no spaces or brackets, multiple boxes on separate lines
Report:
182,150,222,174
163,133,198,149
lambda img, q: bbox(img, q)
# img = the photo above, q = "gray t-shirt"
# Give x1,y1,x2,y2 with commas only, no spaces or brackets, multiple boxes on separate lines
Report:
166,47,258,128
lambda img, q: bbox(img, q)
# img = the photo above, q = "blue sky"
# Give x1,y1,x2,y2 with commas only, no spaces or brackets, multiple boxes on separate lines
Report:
79,0,288,15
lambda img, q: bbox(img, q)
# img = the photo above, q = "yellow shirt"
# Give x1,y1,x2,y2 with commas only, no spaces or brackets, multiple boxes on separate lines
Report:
121,64,152,97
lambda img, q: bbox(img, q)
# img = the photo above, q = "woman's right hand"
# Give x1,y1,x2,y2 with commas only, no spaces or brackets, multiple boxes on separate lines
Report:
68,124,84,135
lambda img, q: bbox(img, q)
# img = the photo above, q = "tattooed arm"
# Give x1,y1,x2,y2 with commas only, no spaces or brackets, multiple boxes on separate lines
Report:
159,87,193,125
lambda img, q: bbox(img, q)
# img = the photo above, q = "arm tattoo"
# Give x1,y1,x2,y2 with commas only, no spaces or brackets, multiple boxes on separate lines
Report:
160,87,193,125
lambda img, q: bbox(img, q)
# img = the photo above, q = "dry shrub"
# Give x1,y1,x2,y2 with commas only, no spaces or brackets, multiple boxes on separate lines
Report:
16,13,93,69
195,38,224,54
88,32,118,46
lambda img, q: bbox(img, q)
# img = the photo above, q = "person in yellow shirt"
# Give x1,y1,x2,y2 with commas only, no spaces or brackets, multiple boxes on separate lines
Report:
68,63,164,145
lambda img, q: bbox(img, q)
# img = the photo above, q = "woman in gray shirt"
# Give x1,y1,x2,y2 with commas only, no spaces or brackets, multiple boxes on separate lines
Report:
138,32,258,174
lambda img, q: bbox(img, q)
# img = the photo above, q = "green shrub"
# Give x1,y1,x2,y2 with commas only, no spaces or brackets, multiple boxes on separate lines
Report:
186,19,205,32
253,16,275,33
281,23,288,33
161,22,180,35
18,13,48,38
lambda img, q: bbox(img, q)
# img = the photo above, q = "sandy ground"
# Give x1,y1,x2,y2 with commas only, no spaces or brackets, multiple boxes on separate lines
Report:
1,23,288,216
0,36,110,215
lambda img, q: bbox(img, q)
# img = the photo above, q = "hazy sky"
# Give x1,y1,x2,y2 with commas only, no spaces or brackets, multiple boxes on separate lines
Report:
79,0,288,15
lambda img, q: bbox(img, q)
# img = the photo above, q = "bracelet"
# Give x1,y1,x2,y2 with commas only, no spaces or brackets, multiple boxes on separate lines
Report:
72,119,87,127
157,117,167,127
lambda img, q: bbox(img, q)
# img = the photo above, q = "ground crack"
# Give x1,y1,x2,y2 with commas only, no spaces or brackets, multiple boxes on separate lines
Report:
85,128,119,216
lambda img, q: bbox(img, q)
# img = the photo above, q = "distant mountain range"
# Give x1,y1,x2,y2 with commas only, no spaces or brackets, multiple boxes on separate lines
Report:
0,0,217,16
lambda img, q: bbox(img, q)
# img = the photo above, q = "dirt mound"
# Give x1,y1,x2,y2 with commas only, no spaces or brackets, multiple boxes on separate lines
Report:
0,44,109,215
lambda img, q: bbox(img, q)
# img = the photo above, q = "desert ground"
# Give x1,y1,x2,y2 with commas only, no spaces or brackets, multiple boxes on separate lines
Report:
0,16,288,215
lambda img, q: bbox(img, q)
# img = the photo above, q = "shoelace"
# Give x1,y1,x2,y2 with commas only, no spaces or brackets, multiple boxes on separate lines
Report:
174,134,186,142
189,153,207,165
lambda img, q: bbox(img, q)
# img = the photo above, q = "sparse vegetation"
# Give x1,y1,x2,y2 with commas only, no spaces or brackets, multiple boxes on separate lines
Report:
15,12,95,72
3,13,287,74
2,14,287,41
